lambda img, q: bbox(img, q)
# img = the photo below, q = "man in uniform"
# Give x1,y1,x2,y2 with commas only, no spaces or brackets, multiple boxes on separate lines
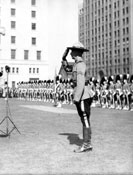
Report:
108,76,115,108
114,75,123,109
62,42,93,153
122,74,130,110
129,75,133,111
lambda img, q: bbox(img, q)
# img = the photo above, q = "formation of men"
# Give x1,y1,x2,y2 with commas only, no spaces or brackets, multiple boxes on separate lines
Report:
91,74,133,111
14,73,133,111
16,77,74,107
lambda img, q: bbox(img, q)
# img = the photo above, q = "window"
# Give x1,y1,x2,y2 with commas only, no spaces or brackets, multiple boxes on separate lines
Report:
32,37,36,45
11,21,16,29
117,1,120,7
117,11,119,17
11,0,15,3
37,51,41,60
37,68,39,73
1,67,3,72
127,57,129,64
31,0,36,6
123,18,125,25
16,67,19,73
123,28,125,35
24,50,29,60
126,27,129,34
127,67,129,73
33,68,35,73
126,17,129,24
123,8,125,15
12,67,15,73
29,68,31,73
11,49,16,59
126,7,129,14
11,8,16,16
31,11,36,18
32,23,36,30
114,12,116,18
11,36,16,44
114,2,116,8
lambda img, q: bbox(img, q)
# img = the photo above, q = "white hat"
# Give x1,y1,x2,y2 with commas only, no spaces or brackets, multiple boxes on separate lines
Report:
68,42,89,52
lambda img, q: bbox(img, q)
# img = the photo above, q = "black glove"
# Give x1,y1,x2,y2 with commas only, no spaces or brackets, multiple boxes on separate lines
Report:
62,48,69,61
62,60,68,67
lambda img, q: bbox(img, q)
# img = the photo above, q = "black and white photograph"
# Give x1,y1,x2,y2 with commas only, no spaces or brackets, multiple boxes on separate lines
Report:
0,0,133,174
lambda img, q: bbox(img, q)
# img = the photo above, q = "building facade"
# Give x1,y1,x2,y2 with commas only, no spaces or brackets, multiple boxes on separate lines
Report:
79,0,133,78
0,0,49,88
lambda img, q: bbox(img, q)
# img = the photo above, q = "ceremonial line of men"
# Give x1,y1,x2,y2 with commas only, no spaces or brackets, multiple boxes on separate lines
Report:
16,76,74,107
15,74,133,111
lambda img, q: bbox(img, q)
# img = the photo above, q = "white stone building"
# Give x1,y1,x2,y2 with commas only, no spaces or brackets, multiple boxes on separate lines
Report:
0,0,49,88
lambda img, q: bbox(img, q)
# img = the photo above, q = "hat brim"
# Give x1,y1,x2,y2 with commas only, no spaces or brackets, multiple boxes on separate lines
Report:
67,47,89,52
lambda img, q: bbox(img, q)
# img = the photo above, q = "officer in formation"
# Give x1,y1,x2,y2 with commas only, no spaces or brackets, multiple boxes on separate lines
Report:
62,42,94,153
91,74,133,111
16,78,74,107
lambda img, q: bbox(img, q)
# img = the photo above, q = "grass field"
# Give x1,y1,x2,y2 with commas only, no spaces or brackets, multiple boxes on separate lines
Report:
0,98,132,174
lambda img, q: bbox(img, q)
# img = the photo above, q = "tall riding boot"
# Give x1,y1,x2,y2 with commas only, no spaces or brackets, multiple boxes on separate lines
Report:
74,127,93,153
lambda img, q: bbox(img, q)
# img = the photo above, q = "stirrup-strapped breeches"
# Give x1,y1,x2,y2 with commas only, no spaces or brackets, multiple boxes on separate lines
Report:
75,98,92,128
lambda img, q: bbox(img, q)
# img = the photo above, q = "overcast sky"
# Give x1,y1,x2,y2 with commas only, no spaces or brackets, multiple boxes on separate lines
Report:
46,0,83,79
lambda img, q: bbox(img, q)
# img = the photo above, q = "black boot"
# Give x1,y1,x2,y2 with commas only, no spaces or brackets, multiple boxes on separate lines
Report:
74,127,92,153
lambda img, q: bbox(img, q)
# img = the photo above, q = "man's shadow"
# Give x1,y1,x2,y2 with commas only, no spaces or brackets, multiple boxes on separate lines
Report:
59,133,83,146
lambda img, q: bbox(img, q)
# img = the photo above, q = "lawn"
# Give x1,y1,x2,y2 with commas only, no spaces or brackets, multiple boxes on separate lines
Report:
0,98,132,174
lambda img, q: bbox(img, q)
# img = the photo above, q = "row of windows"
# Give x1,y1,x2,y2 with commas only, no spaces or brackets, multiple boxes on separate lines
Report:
89,37,129,48
29,68,39,74
89,5,129,18
1,67,19,74
83,15,129,31
86,0,128,9
0,67,39,74
87,22,129,36
90,47,129,56
11,36,37,45
88,66,129,77
87,50,130,62
91,57,130,65
11,8,36,18
11,0,36,6
85,5,129,24
24,50,41,60
11,21,36,31
11,50,41,60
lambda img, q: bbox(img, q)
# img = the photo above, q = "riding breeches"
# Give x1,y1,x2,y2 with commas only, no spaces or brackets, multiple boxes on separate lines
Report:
75,98,92,128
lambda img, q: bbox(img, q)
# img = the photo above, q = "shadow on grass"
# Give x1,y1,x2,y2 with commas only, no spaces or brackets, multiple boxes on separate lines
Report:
59,133,83,146
0,134,8,138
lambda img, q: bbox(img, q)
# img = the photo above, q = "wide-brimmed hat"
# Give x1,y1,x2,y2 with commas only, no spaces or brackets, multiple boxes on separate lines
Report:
68,42,89,52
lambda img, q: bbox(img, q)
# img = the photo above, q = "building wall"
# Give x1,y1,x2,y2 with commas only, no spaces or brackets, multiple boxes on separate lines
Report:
0,0,49,88
78,3,84,45
79,0,133,78
130,0,133,74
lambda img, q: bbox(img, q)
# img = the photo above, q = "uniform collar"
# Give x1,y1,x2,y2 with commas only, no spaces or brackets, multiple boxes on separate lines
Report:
75,56,83,63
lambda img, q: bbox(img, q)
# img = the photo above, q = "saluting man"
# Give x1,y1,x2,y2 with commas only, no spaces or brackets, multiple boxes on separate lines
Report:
62,42,93,153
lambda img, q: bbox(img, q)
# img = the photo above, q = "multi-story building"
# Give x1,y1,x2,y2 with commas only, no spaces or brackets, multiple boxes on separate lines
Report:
0,0,49,88
79,0,133,78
